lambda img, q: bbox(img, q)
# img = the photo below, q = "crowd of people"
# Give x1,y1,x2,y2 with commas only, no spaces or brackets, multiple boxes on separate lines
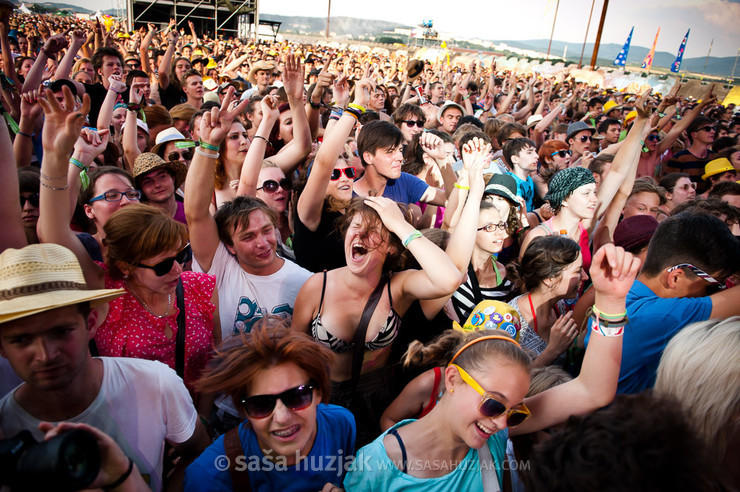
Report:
0,7,739,492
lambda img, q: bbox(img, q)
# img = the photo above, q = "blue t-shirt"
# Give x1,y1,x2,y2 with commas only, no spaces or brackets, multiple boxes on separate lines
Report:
343,419,508,491
382,172,429,205
184,404,356,491
585,279,712,394
507,173,534,212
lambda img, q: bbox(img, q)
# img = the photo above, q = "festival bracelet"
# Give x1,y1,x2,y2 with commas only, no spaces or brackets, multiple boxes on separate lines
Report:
591,314,627,337
592,306,627,321
199,140,219,152
309,99,321,110
453,183,470,190
195,146,219,159
347,103,366,113
69,157,91,190
402,230,423,248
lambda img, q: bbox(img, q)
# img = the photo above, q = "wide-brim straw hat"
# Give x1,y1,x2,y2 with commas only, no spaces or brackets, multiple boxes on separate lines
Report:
248,60,277,84
132,152,188,191
0,244,124,324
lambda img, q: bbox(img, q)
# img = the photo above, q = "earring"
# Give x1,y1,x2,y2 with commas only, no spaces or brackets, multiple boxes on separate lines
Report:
449,387,454,394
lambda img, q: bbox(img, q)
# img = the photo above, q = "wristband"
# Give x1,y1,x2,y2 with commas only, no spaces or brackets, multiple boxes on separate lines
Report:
39,47,51,58
402,230,423,248
252,135,269,143
344,106,362,120
69,158,91,190
199,140,219,152
347,103,366,113
463,94,470,100
331,106,344,117
592,306,627,321
102,457,134,490
17,131,34,138
591,314,627,337
309,99,321,110
195,146,219,159
453,183,470,190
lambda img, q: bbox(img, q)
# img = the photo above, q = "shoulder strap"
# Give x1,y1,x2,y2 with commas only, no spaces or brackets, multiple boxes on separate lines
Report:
428,366,441,408
317,270,328,314
467,263,484,305
224,425,251,492
537,221,554,235
477,441,502,492
349,275,387,397
175,278,186,379
388,428,408,474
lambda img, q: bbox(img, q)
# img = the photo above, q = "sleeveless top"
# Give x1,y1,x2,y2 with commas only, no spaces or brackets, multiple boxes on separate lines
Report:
417,367,444,418
311,271,401,354
451,263,515,322
537,218,592,273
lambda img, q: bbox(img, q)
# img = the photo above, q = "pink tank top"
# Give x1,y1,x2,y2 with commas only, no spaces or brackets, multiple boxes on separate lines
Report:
539,218,592,273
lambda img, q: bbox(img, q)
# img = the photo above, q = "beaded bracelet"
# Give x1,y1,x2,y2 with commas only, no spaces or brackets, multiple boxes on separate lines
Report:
41,180,69,191
199,140,219,152
402,230,423,248
69,158,91,190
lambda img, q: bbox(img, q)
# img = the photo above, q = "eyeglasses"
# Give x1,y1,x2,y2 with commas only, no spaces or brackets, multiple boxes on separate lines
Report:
451,364,531,427
666,263,725,292
88,190,142,203
168,150,193,162
402,120,425,128
477,222,507,233
674,182,697,192
550,150,572,158
696,126,714,133
137,243,192,276
331,167,356,180
579,135,592,143
239,383,315,419
647,134,661,142
257,178,292,193
20,193,39,208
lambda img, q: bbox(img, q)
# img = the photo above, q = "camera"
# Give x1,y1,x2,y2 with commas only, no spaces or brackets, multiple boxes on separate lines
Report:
0,429,100,491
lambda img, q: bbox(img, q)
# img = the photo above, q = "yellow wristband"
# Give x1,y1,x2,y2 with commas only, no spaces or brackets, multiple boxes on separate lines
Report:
454,183,470,190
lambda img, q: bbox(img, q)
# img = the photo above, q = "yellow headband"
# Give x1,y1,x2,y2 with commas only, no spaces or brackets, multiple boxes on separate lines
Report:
449,335,521,365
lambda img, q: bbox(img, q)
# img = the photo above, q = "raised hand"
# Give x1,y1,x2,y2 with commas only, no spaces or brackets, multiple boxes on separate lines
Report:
108,74,127,94
420,131,447,161
43,31,69,57
547,311,579,355
74,128,110,163
259,94,280,122
363,196,408,235
333,74,350,109
20,90,43,124
282,52,306,102
199,86,249,146
634,89,655,119
37,86,91,156
353,78,374,108
590,243,641,300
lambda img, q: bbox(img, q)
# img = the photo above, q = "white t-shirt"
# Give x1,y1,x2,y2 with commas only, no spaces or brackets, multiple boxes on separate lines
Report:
194,242,311,339
0,357,197,492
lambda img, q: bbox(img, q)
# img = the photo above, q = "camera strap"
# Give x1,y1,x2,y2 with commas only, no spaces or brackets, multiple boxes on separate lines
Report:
349,273,388,398
175,278,186,379
224,423,252,491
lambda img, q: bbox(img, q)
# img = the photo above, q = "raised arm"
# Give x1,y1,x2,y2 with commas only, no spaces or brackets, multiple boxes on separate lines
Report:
36,87,104,289
236,94,279,197
121,88,144,172
14,90,43,168
0,111,27,251
139,24,157,76
158,28,179,90
184,88,249,272
97,74,126,131
22,32,68,93
54,30,85,81
306,54,334,141
511,243,641,436
0,9,20,88
296,75,357,231
659,84,717,155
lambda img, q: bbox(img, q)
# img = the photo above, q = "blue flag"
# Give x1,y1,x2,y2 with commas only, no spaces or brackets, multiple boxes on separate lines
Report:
613,27,633,66
670,29,690,73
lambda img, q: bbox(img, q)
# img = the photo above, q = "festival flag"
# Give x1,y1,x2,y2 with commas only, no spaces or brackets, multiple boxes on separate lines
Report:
613,27,633,66
670,29,690,73
641,27,660,70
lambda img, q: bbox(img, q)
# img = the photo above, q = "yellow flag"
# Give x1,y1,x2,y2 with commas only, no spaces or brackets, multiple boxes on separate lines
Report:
441,41,447,49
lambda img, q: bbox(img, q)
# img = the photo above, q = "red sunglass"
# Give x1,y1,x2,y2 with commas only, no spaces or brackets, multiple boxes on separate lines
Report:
331,167,356,180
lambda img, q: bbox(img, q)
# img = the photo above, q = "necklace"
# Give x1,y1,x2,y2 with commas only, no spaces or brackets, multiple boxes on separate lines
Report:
128,285,172,319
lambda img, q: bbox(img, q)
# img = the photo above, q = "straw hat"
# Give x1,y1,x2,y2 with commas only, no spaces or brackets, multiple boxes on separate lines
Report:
0,244,124,324
150,127,194,158
132,152,188,190
248,60,276,84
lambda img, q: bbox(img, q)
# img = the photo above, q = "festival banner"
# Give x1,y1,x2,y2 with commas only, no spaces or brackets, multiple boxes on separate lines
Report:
613,27,634,66
641,27,661,70
671,29,690,73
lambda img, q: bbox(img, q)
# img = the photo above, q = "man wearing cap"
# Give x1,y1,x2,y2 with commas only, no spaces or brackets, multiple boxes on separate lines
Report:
602,100,623,120
437,101,465,136
241,60,276,100
700,158,737,197
132,152,188,224
0,244,210,491
584,212,740,394
566,121,596,164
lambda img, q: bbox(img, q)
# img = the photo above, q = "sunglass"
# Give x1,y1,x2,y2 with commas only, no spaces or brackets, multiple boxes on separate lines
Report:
477,222,507,233
697,126,714,133
239,383,315,419
666,263,725,292
331,167,356,180
647,134,661,142
126,63,141,69
137,243,192,276
20,193,40,208
402,120,425,128
88,190,142,203
168,150,193,162
272,72,280,77
241,63,250,67
452,364,531,427
579,135,592,143
674,182,697,192
550,150,572,158
257,178,292,193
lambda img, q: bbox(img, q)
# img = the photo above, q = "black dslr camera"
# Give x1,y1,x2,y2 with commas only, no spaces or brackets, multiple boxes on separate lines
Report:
0,429,100,491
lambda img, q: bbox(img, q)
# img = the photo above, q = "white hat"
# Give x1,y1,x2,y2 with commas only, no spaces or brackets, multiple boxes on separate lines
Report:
437,100,465,122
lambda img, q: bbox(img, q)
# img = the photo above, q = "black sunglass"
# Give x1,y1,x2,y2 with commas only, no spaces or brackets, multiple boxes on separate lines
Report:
402,120,425,128
579,135,592,143
257,178,292,193
647,134,661,142
331,167,356,180
168,150,193,162
240,384,315,419
550,150,572,158
126,63,141,69
20,193,40,208
137,244,192,276
272,72,280,77
697,126,714,133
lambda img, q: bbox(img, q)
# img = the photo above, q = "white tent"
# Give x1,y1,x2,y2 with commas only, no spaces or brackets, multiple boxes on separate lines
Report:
18,3,32,14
